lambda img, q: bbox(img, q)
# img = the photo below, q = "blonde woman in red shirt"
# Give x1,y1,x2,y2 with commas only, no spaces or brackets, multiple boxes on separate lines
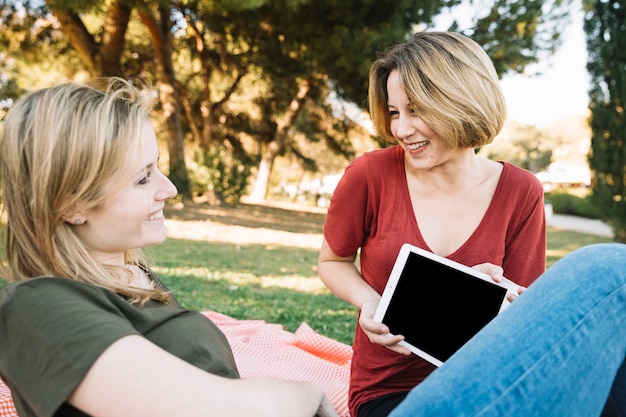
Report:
318,31,546,417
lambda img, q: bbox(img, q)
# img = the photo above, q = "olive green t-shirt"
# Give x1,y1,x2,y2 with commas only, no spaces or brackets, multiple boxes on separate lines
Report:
0,276,239,417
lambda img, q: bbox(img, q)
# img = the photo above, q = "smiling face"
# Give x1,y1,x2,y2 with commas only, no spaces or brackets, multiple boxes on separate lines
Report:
74,122,178,266
386,70,455,171
369,32,506,153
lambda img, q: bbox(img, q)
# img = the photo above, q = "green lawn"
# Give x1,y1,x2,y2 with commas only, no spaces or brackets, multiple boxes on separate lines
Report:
148,225,612,345
149,239,357,343
0,223,615,345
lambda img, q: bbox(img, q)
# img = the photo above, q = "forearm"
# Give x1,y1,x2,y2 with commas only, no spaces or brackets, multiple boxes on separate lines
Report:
225,378,335,417
318,259,379,309
318,237,380,309
68,335,336,417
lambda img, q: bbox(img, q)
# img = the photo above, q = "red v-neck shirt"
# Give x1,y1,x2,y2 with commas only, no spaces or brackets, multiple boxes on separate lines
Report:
323,145,546,416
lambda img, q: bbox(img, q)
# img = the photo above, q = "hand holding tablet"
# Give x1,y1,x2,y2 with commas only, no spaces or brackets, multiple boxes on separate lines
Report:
373,243,520,367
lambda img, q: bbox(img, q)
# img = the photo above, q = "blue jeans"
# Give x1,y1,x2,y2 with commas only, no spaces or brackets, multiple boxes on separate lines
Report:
390,243,626,417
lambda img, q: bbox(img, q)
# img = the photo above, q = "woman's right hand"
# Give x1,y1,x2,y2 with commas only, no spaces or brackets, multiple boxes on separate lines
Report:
358,298,411,355
318,239,410,354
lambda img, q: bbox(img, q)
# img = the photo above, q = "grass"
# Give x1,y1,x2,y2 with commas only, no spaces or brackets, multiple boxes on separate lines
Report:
149,239,358,344
546,226,613,267
148,225,612,345
0,212,615,346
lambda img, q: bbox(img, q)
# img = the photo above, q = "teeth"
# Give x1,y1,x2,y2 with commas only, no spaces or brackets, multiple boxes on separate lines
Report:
147,211,163,221
408,141,429,150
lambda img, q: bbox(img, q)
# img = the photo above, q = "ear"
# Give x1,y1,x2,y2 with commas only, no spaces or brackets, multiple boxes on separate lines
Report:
61,213,86,226
61,200,89,225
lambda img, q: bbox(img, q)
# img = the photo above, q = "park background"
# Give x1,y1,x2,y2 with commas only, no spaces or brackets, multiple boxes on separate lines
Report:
0,0,625,342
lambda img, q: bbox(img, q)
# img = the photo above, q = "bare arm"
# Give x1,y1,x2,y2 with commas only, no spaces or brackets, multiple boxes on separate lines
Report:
317,238,378,309
317,238,407,354
68,335,338,417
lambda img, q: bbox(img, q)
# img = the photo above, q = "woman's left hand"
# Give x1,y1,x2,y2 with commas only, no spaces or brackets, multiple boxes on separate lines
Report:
471,262,526,302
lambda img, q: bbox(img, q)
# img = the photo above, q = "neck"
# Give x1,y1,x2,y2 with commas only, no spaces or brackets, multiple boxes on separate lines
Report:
407,151,482,194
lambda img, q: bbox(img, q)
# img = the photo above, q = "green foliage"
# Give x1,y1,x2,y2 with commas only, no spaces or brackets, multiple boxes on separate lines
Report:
3,0,578,206
584,0,626,242
0,1,82,91
545,188,602,218
189,147,251,206
45,0,103,13
0,78,23,119
482,123,553,172
450,0,572,77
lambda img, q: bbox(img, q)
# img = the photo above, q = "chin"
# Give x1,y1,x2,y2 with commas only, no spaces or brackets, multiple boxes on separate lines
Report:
145,231,169,246
406,160,434,171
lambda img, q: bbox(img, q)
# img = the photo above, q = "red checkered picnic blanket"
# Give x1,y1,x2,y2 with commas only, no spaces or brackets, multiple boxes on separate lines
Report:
0,311,351,416
0,381,16,417
205,311,351,416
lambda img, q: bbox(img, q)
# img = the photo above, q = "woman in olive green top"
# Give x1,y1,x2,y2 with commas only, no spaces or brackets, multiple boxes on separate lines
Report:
0,78,337,417
5,51,626,417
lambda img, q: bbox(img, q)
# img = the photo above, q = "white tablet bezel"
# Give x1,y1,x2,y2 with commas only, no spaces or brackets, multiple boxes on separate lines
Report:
373,243,519,367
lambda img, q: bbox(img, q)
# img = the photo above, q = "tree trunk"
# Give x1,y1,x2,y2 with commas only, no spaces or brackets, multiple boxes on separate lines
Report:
244,77,311,203
49,0,129,77
138,5,191,199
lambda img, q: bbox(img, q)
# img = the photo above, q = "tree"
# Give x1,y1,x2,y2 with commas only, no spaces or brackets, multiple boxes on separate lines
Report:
213,0,574,202
2,0,575,205
3,0,192,198
136,2,192,198
467,0,571,76
584,0,626,242
238,0,435,202
0,1,82,97
482,123,554,172
46,0,129,77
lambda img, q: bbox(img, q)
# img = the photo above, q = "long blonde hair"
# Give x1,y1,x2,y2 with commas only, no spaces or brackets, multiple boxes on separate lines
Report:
0,78,170,304
369,31,506,149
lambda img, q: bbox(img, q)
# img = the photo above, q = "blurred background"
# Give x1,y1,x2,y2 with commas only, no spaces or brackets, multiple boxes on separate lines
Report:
1,0,624,240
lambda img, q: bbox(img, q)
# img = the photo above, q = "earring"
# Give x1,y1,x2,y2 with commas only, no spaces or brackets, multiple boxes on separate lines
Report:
74,219,83,225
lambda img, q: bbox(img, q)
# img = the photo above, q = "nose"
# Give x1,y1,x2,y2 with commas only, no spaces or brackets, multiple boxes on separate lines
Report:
394,112,416,141
156,171,178,201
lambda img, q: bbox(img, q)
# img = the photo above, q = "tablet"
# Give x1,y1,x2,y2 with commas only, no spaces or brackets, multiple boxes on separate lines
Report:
373,243,519,367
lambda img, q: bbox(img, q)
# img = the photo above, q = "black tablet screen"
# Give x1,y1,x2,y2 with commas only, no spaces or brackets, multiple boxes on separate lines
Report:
382,251,507,363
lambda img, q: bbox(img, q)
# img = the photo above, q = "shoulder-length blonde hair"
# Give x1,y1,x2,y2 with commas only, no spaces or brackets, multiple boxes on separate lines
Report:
0,78,169,304
368,31,506,149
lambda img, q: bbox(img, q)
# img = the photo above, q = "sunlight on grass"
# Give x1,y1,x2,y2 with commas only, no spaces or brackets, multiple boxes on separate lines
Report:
154,266,329,294
155,266,260,284
546,226,612,267
152,259,358,343
546,248,571,257
258,275,328,293
0,219,618,345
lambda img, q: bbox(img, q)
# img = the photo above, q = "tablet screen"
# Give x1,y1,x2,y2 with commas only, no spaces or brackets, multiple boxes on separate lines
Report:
379,248,508,365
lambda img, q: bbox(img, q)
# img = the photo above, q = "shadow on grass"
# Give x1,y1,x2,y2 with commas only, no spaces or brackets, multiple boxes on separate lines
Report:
164,201,326,235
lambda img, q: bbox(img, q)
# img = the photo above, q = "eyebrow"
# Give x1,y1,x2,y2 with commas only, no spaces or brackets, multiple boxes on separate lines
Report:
135,162,155,178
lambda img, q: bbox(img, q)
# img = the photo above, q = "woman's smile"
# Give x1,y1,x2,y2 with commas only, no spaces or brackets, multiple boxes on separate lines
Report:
406,140,430,152
146,210,165,222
